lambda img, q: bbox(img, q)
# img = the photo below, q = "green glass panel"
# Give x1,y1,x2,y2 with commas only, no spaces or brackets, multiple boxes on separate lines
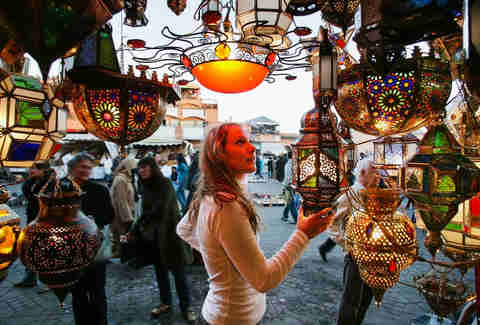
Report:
12,75,42,91
437,175,456,193
432,205,449,214
15,101,44,128
444,222,462,231
433,129,448,154
304,175,317,188
99,32,119,71
299,148,313,160
324,147,339,160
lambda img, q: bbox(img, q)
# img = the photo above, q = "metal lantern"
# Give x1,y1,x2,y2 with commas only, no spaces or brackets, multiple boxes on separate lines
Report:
124,0,148,27
320,0,361,32
168,0,187,15
405,124,480,257
0,0,124,79
0,70,67,168
201,0,222,27
292,28,340,216
335,47,452,136
68,25,179,146
338,120,356,174
373,134,418,188
236,0,293,49
0,194,21,283
345,188,417,306
18,176,103,304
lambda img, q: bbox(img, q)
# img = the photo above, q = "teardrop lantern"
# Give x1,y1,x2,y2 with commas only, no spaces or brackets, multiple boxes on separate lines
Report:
18,176,103,303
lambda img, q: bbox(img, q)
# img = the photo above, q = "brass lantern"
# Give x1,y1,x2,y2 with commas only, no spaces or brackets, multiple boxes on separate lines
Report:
0,193,21,283
124,0,148,27
292,28,340,216
236,0,293,49
405,124,480,257
345,187,417,305
373,134,418,188
201,0,222,28
68,25,179,146
0,70,67,168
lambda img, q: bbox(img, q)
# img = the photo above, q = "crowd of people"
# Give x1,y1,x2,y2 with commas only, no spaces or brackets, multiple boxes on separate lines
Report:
12,122,394,325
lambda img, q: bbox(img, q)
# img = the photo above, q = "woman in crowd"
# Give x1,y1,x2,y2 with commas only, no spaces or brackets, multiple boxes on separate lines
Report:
133,157,196,322
177,123,333,325
176,153,189,213
14,161,54,288
110,158,137,258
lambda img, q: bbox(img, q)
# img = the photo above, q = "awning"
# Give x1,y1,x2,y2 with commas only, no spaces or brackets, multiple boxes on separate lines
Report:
133,138,185,148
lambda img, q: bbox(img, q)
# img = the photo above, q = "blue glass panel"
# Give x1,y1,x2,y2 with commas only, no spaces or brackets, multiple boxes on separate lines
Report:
9,141,40,161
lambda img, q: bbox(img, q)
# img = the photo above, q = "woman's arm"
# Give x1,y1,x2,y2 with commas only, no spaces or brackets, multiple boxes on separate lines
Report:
216,201,309,293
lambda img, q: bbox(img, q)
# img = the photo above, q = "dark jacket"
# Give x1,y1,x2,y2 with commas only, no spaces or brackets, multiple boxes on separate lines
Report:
80,180,114,229
137,174,192,266
22,169,55,223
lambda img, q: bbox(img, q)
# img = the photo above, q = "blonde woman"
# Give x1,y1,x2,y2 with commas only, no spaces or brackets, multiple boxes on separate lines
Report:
177,123,333,325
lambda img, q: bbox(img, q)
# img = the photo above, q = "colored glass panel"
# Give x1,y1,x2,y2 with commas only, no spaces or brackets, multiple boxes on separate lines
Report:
437,175,456,193
86,89,121,132
15,100,45,128
304,175,317,188
99,30,119,71
12,75,42,91
126,90,157,142
9,141,40,161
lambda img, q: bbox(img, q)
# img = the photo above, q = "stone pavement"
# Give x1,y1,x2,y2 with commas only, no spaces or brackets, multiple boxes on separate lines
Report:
0,180,474,324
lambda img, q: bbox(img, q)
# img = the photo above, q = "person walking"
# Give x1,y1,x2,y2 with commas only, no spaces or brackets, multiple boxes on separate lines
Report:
177,123,333,325
333,159,381,325
282,151,297,224
267,158,273,179
69,153,115,325
184,151,200,215
110,158,137,258
132,157,196,322
14,161,54,288
176,153,189,213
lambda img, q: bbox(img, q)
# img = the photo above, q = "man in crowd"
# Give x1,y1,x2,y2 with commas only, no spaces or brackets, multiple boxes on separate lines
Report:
282,150,298,224
68,153,115,325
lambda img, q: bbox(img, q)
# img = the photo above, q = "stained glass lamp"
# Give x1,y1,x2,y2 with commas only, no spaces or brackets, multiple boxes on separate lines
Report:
335,47,452,136
0,1,124,80
68,25,179,146
292,28,340,216
373,134,418,188
0,70,67,168
0,199,21,283
405,123,480,257
236,0,293,49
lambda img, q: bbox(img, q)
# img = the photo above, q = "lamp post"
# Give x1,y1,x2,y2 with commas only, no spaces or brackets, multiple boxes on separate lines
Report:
292,27,340,216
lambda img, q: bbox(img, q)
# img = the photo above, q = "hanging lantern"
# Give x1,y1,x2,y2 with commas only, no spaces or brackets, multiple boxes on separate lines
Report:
373,134,418,188
236,0,293,48
335,47,452,136
201,0,222,27
287,0,322,16
124,0,148,27
0,69,67,168
168,0,187,15
0,1,124,79
320,0,361,32
337,120,356,174
405,123,480,257
345,187,417,306
354,0,460,73
68,25,179,146
18,176,103,304
292,28,340,216
0,193,21,283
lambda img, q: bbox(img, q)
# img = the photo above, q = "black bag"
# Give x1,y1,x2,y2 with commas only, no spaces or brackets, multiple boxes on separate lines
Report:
120,222,154,269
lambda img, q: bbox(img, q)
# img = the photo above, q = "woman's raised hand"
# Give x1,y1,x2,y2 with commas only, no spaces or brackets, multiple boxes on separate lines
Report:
296,206,334,239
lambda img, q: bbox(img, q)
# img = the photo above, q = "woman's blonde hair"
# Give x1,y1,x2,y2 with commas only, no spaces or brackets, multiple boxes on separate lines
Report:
189,123,261,233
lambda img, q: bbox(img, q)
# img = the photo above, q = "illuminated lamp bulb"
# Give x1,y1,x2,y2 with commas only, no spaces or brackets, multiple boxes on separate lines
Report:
215,43,231,59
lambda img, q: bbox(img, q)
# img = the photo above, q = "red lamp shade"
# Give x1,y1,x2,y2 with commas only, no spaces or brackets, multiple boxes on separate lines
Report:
191,60,269,93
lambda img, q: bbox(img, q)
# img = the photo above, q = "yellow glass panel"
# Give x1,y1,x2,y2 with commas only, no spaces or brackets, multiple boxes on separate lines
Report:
0,225,14,255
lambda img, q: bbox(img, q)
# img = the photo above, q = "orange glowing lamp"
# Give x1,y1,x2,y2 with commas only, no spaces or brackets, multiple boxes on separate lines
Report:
191,60,269,93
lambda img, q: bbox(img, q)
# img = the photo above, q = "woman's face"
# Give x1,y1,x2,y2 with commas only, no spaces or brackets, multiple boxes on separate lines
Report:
222,125,256,177
29,167,43,178
138,164,152,180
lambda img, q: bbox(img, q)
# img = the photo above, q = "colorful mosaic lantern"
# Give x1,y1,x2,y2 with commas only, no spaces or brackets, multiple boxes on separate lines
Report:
0,196,21,283
0,1,124,79
319,0,361,32
345,187,417,306
236,0,293,49
373,134,418,188
405,124,480,257
0,70,67,168
68,25,179,146
124,0,148,27
335,47,452,136
18,176,103,304
292,28,340,216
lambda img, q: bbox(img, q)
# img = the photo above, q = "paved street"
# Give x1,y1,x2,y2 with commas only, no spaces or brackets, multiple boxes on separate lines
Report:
0,180,472,324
